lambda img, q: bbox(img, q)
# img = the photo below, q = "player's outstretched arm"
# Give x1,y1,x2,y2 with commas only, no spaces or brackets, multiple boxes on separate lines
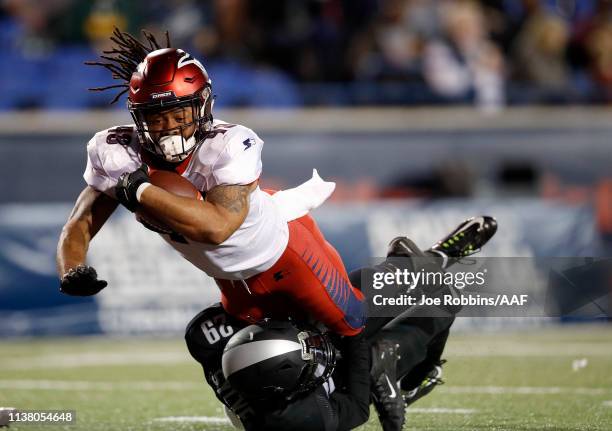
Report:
56,186,118,296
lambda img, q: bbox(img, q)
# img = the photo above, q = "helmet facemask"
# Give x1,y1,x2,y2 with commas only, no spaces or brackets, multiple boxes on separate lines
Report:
129,86,213,163
294,330,337,397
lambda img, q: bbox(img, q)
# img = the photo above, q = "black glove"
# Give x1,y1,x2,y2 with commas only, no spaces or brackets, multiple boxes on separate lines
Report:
115,164,150,212
60,265,108,296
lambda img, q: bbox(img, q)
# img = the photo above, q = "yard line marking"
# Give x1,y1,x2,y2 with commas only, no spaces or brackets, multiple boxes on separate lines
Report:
440,386,612,396
153,416,230,424
2,380,610,398
408,408,477,414
0,380,202,391
0,351,191,370
446,343,612,357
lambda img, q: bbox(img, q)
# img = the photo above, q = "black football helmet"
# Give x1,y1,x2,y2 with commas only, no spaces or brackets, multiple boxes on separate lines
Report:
221,320,337,401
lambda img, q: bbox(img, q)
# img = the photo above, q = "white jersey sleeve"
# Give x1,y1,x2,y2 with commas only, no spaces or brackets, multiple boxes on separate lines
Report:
83,136,115,195
209,125,263,187
83,126,141,197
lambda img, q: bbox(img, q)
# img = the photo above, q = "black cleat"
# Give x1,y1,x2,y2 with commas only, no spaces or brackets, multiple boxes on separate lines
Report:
402,360,446,408
429,216,497,266
371,340,405,431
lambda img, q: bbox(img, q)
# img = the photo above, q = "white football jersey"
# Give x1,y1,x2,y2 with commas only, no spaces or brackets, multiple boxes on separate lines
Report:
83,119,289,280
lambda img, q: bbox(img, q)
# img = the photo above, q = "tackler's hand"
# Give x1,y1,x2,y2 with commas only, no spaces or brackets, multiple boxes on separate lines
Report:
60,265,108,296
115,164,150,212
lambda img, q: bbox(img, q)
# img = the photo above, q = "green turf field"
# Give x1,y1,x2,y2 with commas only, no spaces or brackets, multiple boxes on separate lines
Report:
1,325,611,430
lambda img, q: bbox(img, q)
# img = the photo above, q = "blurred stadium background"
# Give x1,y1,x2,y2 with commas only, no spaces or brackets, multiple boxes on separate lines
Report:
1,0,611,429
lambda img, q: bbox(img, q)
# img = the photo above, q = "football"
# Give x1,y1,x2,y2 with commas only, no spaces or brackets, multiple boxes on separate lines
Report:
135,170,203,234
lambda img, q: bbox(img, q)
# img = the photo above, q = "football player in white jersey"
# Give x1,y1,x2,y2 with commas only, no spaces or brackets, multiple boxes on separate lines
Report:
56,29,498,431
57,29,368,336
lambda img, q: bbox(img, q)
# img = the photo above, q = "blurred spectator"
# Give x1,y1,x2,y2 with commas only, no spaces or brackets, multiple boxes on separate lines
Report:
0,0,611,109
423,0,505,111
510,11,573,103
575,0,612,102
350,0,423,81
585,21,612,101
2,0,71,55
144,1,210,51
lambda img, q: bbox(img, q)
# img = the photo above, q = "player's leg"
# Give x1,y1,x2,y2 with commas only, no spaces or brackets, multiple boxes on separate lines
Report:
369,318,452,430
355,217,497,430
369,339,405,431
242,214,367,336
380,216,498,403
349,238,449,431
350,236,456,340
357,215,498,337
399,320,451,407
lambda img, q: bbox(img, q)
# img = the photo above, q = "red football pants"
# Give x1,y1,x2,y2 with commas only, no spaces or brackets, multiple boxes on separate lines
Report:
216,214,365,336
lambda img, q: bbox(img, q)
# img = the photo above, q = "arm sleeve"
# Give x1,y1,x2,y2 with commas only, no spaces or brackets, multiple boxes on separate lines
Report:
211,126,263,186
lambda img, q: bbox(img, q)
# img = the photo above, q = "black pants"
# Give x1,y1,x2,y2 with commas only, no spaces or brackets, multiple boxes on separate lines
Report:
349,268,454,390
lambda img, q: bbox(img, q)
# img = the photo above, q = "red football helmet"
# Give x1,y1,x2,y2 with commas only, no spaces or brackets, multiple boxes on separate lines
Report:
127,48,213,163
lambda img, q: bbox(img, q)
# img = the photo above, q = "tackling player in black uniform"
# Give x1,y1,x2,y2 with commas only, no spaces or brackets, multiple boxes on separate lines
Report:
185,217,497,430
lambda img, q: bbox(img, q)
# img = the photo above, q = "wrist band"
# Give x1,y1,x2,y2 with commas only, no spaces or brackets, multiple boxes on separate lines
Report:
136,182,152,202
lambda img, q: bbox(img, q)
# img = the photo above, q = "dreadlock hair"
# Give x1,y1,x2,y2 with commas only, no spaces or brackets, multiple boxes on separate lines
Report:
85,27,171,104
